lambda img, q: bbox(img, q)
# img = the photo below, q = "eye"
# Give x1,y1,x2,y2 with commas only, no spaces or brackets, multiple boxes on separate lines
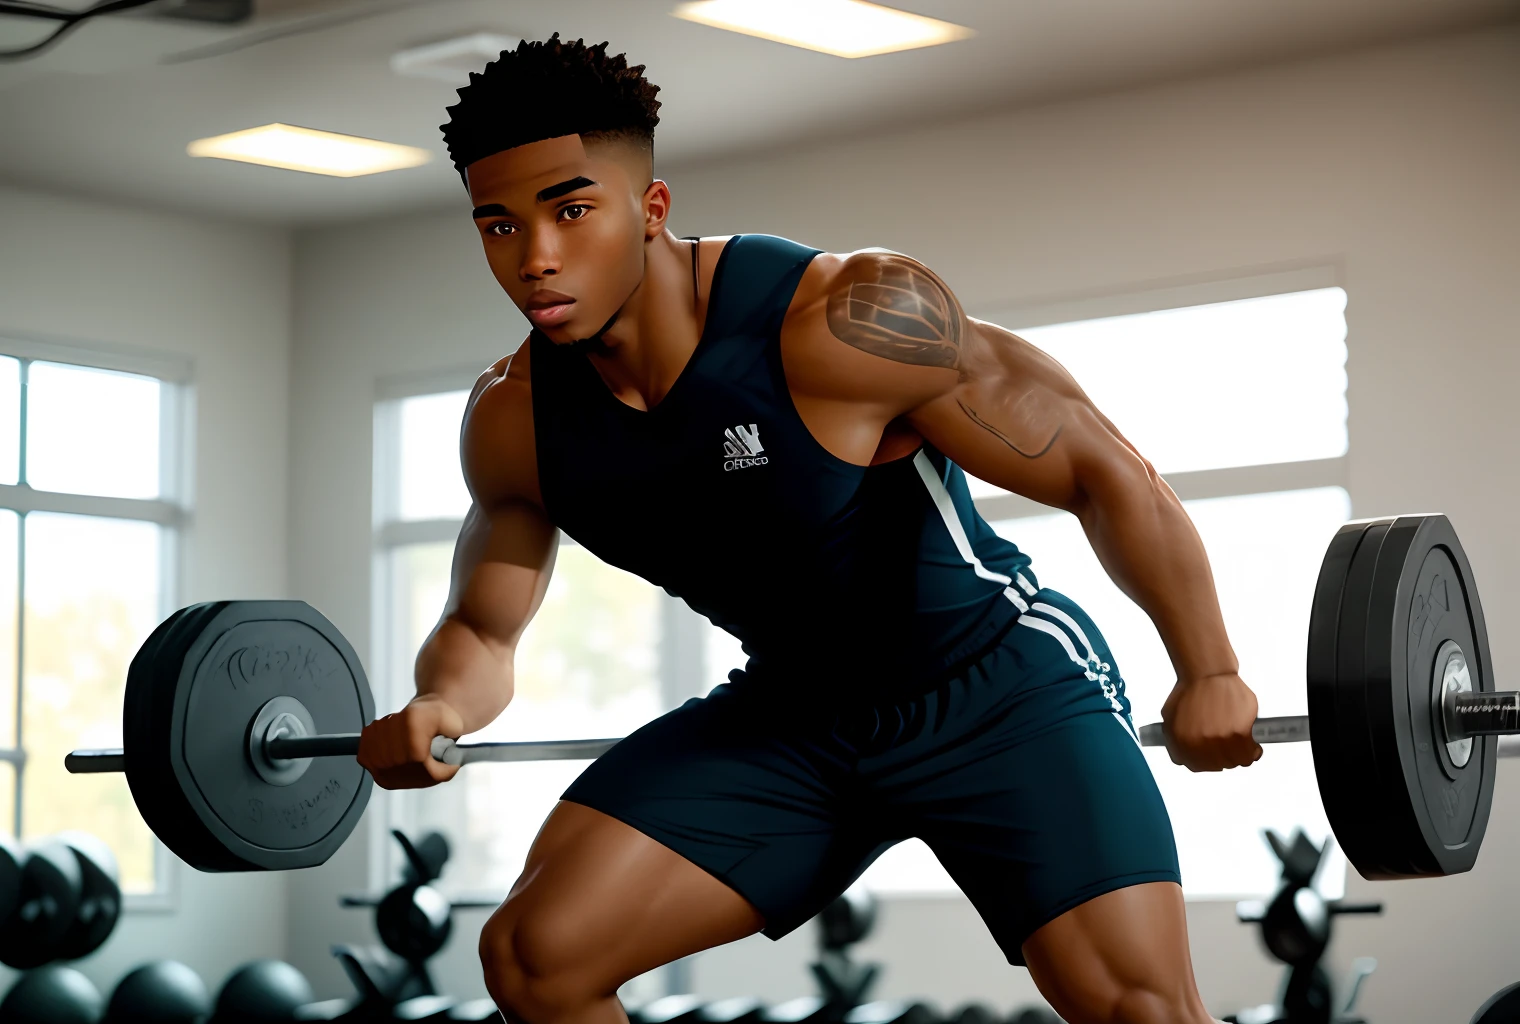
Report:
560,204,590,221
485,221,516,237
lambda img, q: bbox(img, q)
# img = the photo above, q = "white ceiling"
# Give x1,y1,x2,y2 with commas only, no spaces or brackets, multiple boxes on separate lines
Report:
0,0,1514,227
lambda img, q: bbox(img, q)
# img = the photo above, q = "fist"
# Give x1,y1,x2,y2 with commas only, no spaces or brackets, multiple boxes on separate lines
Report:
358,695,466,790
1159,673,1262,772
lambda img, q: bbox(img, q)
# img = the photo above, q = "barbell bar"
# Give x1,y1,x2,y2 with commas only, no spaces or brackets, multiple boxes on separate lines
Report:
57,719,1316,776
63,689,1520,782
57,512,1509,880
66,735,624,775
66,641,1520,778
1134,691,1520,750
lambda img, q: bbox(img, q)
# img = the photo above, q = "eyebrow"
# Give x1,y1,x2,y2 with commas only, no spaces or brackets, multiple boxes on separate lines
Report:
471,176,600,219
536,175,597,202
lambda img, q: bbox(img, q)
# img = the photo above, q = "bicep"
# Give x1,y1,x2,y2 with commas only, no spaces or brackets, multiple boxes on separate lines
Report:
906,322,1152,512
440,499,558,656
442,346,556,652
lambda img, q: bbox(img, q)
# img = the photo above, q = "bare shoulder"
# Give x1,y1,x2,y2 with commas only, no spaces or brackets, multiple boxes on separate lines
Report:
782,248,965,412
810,248,967,364
461,338,543,510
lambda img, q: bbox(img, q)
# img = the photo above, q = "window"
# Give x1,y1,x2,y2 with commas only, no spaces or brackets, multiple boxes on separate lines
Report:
0,345,188,897
373,383,679,895
844,285,1351,899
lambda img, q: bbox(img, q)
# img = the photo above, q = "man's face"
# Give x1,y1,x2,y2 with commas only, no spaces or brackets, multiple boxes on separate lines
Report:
466,134,651,343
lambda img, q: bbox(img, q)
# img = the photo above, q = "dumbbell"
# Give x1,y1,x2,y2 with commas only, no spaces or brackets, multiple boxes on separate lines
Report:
1008,1010,1061,1024
0,837,82,970
55,832,122,962
844,1001,939,1024
699,997,767,1024
0,965,104,1024
945,1005,999,1024
105,961,211,1024
214,960,315,1023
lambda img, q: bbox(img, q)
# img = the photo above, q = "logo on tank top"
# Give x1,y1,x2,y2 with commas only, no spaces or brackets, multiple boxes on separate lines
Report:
722,423,769,471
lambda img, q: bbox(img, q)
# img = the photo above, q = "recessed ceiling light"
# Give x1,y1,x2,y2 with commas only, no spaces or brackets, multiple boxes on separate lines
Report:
671,0,972,58
186,123,432,178
391,33,523,85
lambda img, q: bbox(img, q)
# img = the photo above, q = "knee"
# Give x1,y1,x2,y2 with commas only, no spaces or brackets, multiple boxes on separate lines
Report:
479,905,599,1023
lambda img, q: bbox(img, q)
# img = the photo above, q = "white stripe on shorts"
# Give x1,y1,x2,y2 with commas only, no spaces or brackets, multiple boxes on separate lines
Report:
1016,613,1083,667
1031,601,1099,665
1020,607,1135,735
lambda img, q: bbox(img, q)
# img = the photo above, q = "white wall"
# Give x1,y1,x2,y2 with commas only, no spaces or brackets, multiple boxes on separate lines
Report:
285,23,1520,1022
0,184,293,997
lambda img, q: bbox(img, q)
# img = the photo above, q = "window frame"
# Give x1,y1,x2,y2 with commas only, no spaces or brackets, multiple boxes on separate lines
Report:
0,330,193,910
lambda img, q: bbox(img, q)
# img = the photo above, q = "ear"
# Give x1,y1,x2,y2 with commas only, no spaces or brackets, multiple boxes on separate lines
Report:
642,179,672,239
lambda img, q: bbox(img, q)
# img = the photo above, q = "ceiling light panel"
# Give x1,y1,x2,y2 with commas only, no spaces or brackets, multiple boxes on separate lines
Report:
187,123,432,177
391,33,523,85
671,0,973,58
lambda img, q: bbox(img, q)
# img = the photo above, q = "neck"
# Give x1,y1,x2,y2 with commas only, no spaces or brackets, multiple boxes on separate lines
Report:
583,230,702,411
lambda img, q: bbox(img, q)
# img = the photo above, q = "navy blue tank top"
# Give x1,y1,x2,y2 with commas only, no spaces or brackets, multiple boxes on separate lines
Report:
531,234,1040,704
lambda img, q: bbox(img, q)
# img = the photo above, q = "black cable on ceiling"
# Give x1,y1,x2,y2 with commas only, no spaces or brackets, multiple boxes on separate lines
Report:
0,0,164,61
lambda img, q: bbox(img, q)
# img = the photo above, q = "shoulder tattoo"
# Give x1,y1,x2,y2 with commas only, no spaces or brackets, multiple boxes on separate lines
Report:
825,254,964,369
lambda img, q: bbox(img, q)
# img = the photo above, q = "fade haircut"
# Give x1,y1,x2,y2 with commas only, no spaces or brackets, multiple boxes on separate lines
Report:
440,33,662,190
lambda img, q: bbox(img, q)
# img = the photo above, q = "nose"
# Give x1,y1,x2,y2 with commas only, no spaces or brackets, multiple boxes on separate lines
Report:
519,229,561,281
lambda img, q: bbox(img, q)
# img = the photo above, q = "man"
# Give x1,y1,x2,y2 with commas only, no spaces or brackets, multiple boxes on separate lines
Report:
357,35,1262,1024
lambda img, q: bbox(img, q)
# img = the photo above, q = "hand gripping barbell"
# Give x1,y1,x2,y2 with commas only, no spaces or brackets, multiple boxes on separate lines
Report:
66,513,1507,880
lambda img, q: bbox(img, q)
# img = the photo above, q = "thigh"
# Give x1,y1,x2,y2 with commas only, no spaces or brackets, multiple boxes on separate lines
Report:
918,709,1180,964
560,682,889,942
1021,881,1213,1024
878,597,1177,965
488,799,765,992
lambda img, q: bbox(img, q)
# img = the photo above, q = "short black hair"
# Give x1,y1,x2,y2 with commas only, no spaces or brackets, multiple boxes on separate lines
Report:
440,34,662,190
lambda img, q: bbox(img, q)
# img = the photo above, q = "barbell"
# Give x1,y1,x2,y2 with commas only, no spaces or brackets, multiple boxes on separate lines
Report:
66,512,1507,880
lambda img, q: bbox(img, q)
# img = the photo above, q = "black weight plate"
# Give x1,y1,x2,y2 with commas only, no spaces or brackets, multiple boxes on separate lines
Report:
1313,517,1397,878
179,602,374,869
180,606,371,861
1372,528,1468,868
1472,981,1520,1024
126,602,246,871
125,600,373,871
1420,516,1496,870
1371,514,1494,877
1342,517,1419,878
1306,518,1377,879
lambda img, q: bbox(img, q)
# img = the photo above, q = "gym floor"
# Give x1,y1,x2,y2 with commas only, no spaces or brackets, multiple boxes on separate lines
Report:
0,3,1517,1023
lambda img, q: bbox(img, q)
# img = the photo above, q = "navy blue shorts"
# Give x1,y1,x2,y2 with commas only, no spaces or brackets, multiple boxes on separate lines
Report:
560,589,1180,965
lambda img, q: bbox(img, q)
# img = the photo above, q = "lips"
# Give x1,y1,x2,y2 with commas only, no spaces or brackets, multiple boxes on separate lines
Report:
526,303,574,327
525,291,575,327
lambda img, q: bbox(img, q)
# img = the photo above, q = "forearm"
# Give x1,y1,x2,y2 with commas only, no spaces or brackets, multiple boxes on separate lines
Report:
1076,465,1238,684
412,615,516,734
